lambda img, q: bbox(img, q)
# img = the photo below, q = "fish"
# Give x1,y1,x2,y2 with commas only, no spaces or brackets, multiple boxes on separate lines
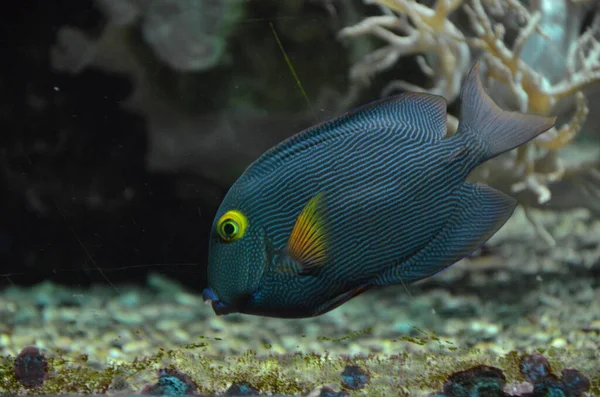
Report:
202,62,556,318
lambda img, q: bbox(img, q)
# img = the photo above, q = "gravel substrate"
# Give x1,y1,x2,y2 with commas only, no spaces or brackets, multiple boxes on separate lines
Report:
0,208,599,395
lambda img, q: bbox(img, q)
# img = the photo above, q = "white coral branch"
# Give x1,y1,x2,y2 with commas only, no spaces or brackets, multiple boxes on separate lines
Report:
339,0,471,102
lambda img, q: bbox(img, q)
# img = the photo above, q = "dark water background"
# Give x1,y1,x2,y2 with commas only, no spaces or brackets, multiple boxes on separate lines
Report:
2,0,213,289
2,0,598,291
0,0,403,290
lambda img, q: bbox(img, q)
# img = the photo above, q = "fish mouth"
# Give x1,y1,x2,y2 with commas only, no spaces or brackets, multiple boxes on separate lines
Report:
202,287,244,316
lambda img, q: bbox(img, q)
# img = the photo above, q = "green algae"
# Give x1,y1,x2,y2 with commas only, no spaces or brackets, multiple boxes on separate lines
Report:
1,333,597,396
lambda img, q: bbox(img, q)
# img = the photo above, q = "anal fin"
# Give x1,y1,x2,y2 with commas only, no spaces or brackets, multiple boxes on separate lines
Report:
373,183,516,286
312,283,372,317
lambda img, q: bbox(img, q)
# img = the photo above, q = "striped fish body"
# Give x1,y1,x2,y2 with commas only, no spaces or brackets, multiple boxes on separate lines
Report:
203,63,556,318
228,121,476,312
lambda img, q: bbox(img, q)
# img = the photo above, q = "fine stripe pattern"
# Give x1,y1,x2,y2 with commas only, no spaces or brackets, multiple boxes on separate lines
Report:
235,126,480,309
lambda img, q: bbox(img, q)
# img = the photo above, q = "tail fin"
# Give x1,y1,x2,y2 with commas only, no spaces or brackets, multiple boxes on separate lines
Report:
455,62,556,163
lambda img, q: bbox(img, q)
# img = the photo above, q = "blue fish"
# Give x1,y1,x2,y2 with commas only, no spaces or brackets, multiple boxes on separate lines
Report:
203,63,556,318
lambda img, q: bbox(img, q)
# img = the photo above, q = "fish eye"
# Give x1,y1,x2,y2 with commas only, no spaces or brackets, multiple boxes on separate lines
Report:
216,210,248,242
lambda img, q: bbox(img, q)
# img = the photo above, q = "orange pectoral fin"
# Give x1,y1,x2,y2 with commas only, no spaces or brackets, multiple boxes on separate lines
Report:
286,192,329,271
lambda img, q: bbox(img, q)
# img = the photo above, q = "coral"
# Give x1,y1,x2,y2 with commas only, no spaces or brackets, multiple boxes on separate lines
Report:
440,365,506,396
225,382,261,396
340,364,370,390
12,345,49,388
95,0,245,71
561,368,591,396
431,353,591,396
519,353,550,384
339,0,600,212
141,368,199,395
141,0,245,72
519,353,590,397
463,0,597,204
338,0,471,103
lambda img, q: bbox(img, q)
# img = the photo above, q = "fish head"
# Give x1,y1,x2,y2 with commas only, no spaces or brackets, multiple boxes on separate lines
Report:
203,185,360,318
203,188,273,316
203,211,312,317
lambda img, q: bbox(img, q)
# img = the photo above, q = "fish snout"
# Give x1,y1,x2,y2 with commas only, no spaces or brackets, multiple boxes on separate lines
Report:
202,286,217,303
202,287,242,315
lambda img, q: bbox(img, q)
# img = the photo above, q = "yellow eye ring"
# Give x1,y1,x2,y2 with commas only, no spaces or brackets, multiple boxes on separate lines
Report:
216,210,248,242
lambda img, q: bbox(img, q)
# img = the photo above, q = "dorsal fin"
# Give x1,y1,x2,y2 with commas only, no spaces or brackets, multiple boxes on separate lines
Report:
244,92,448,180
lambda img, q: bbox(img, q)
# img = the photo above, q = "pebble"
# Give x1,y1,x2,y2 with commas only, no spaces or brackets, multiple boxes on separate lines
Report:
208,317,226,332
172,329,190,343
114,310,144,325
269,343,287,355
139,305,162,319
281,335,300,350
392,321,413,334
588,319,600,329
0,333,11,346
109,347,125,359
118,291,141,307
15,307,38,323
157,319,179,332
533,332,551,342
122,340,151,354
347,343,363,356
175,292,201,306
470,321,500,339
55,336,73,349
